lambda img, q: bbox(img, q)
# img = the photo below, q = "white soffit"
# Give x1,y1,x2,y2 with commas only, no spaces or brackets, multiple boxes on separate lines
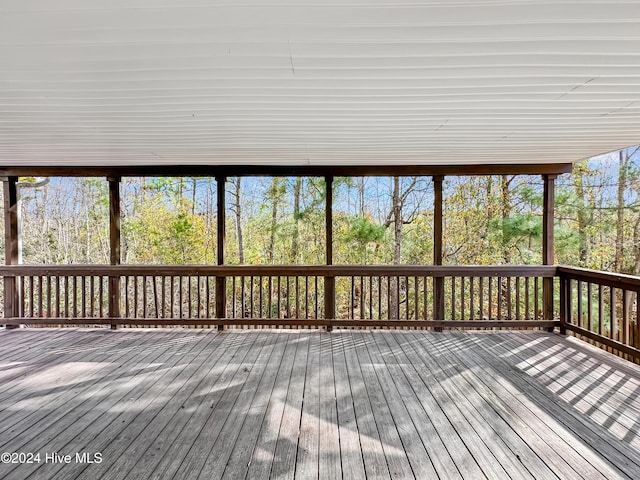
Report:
1,0,640,167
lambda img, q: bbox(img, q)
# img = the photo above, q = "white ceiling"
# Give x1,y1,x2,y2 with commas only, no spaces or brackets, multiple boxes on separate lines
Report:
1,0,639,167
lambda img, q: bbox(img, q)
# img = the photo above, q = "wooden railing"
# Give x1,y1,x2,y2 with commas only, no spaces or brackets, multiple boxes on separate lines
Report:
557,266,640,361
0,264,557,329
4,263,640,362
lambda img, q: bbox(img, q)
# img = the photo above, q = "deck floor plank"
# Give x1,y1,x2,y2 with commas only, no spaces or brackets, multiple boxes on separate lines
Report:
24,331,213,480
503,332,640,435
380,332,484,479
220,332,290,480
351,330,418,479
294,329,321,480
318,332,341,480
1,328,639,480
473,332,640,479
0,330,179,453
0,329,112,400
389,331,513,479
417,331,569,480
269,332,310,480
341,331,393,480
245,331,301,480
443,331,621,479
170,332,271,480
88,330,235,480
357,331,439,479
144,332,261,480
331,331,367,480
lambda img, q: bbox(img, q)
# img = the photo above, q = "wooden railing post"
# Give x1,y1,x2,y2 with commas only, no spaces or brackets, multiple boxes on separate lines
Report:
433,176,445,324
108,176,121,329
543,174,556,327
325,176,335,328
559,273,567,335
3,176,19,327
216,176,226,330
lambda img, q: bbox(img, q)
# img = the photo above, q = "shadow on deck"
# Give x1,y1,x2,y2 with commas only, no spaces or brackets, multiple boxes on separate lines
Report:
0,328,639,479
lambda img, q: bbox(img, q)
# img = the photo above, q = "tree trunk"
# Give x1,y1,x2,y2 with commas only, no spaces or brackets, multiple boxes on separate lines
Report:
267,178,282,265
191,177,197,215
501,175,513,263
616,150,627,273
291,177,302,263
389,177,402,318
233,178,245,264
392,176,403,265
633,215,640,275
574,168,589,264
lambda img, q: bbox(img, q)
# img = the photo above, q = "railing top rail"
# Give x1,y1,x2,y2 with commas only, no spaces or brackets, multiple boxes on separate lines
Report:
556,265,640,290
0,264,557,278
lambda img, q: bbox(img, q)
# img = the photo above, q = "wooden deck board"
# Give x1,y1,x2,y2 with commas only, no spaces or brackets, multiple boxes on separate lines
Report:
1,328,639,480
442,331,623,479
468,332,640,479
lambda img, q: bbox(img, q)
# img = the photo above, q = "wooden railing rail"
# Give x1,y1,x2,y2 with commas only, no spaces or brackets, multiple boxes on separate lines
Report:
0,264,557,329
557,266,640,361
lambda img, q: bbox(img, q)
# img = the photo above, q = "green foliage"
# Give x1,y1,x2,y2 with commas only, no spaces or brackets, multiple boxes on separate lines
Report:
125,196,213,264
12,148,640,277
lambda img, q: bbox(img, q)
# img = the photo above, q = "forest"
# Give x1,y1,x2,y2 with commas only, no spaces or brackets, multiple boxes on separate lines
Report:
3,146,640,275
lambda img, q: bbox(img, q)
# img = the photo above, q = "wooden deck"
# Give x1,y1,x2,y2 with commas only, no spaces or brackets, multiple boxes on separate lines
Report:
0,328,639,480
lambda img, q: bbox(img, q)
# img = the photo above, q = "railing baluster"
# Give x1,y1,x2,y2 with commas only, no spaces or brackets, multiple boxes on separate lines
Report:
622,289,630,348
534,277,539,319
497,276,502,321
294,276,299,320
29,276,35,318
422,276,428,320
286,277,291,320
488,277,493,320
232,276,237,318
304,276,309,319
461,276,465,321
99,276,105,318
469,277,474,321
414,276,419,320
197,276,202,318
404,275,409,320
610,286,616,340
479,277,484,320
188,276,193,319
598,284,604,336
506,277,512,321
451,276,456,321
515,277,520,321
314,276,319,319
576,280,583,328
586,282,592,331
524,277,530,320
250,276,255,318
378,276,382,320
172,276,177,318
267,276,272,319
369,276,374,320
361,276,366,320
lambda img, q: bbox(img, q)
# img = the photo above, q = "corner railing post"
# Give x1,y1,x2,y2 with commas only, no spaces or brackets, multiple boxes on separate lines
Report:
543,276,554,325
3,176,19,329
558,273,567,335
